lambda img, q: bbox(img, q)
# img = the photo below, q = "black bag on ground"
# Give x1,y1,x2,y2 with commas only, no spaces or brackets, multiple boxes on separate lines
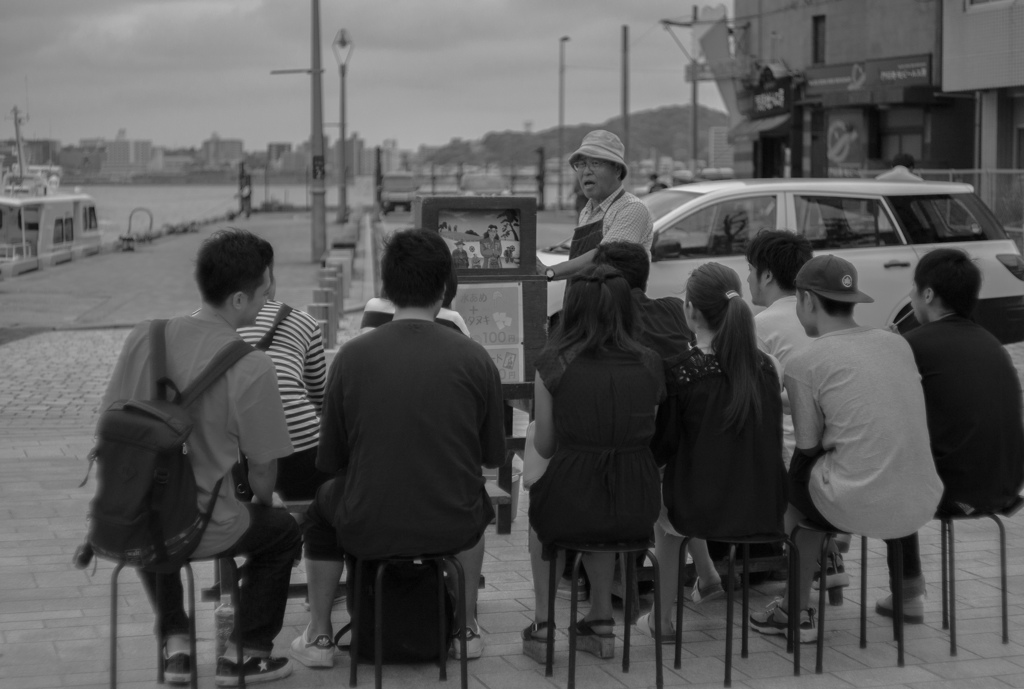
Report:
336,559,456,663
80,320,252,574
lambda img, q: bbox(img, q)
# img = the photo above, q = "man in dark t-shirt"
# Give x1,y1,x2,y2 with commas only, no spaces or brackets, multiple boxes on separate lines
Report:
879,248,1024,624
292,230,506,667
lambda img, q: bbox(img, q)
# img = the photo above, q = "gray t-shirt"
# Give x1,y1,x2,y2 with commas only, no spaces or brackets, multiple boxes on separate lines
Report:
754,295,810,467
785,326,942,539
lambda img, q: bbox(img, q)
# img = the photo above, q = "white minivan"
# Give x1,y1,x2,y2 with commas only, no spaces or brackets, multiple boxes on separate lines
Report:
539,179,1024,343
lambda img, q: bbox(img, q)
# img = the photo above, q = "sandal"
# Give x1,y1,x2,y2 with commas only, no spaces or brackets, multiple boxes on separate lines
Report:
521,620,554,641
575,618,615,659
575,618,614,636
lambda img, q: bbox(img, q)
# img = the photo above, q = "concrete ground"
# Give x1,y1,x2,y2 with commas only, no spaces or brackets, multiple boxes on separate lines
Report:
1,210,1024,689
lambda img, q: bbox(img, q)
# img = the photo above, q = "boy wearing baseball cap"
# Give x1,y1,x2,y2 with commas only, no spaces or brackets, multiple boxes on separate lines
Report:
750,255,943,642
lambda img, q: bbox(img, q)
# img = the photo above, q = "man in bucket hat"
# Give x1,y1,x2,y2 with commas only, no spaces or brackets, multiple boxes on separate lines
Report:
541,130,653,282
750,254,942,643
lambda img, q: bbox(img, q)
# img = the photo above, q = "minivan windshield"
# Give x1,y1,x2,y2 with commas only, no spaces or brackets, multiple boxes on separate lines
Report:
643,189,703,222
886,193,1007,244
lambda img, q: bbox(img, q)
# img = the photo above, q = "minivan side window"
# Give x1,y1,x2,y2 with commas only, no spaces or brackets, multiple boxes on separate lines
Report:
653,195,777,260
53,218,64,244
886,194,1004,244
794,195,900,248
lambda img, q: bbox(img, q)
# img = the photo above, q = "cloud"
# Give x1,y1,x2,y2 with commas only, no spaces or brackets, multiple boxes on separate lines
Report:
0,0,732,151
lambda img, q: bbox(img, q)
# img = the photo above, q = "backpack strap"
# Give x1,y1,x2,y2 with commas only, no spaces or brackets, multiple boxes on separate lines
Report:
255,304,293,351
150,320,173,402
179,339,255,408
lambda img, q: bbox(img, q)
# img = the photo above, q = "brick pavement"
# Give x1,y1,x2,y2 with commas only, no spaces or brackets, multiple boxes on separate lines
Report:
2,212,1024,688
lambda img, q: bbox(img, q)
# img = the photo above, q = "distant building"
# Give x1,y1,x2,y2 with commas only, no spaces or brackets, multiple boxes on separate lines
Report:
101,132,152,178
343,132,366,178
708,126,734,169
201,133,245,168
381,138,401,173
267,142,292,168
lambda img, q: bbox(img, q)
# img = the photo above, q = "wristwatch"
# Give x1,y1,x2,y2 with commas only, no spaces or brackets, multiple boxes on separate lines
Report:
545,268,556,282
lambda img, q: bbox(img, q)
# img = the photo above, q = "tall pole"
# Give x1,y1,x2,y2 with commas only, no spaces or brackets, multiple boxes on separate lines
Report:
337,61,347,223
309,0,327,262
622,26,629,171
690,5,699,173
558,36,569,211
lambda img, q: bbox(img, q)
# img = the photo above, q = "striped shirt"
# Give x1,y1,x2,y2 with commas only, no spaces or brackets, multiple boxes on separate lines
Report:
579,185,654,250
237,301,326,452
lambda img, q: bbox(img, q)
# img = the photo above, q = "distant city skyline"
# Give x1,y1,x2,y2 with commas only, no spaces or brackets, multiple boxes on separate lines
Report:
1,0,732,152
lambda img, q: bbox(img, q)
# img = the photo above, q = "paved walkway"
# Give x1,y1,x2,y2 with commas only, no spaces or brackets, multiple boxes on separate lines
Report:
1,212,1023,688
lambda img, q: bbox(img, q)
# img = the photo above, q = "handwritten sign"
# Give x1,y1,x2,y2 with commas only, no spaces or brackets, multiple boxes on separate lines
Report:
454,282,525,383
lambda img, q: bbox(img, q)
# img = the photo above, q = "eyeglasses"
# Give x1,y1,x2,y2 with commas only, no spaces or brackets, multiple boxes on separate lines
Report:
571,158,612,172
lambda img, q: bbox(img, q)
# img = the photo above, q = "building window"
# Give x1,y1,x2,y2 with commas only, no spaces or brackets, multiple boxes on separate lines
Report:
812,15,826,65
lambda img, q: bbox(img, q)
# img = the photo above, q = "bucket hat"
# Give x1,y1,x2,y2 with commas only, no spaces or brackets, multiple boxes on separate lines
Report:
568,130,626,168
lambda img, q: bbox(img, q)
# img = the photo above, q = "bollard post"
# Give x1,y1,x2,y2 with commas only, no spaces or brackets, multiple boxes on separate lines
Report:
319,266,345,315
318,276,343,320
307,304,336,349
312,289,337,334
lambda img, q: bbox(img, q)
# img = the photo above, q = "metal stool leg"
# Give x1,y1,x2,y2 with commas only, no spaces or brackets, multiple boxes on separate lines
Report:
622,551,634,673
674,537,691,669
434,559,447,680
349,559,363,688
990,515,1009,643
567,551,585,689
545,549,558,677
725,544,736,687
891,539,905,667
183,564,198,689
646,550,664,689
111,563,125,689
940,519,949,630
741,543,750,659
446,556,469,689
784,536,801,676
374,562,386,689
860,536,868,649
815,532,833,674
949,520,958,656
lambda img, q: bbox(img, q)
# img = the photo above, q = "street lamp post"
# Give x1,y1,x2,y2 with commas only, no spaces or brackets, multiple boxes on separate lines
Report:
332,30,353,225
271,0,327,262
558,36,569,211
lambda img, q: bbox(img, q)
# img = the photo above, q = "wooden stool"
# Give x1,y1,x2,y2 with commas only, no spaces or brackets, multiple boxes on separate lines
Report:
528,540,663,689
348,554,468,689
791,520,905,674
676,534,801,687
108,557,245,689
939,495,1024,655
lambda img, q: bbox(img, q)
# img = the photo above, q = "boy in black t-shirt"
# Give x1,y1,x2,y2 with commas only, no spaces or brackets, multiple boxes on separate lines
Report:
879,248,1024,623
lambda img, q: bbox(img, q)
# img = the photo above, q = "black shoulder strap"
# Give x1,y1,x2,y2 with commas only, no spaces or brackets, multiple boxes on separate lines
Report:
255,304,293,351
179,339,254,408
150,320,171,401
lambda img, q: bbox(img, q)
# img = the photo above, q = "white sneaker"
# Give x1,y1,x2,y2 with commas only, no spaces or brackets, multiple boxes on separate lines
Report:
289,628,335,668
634,612,675,644
450,622,484,660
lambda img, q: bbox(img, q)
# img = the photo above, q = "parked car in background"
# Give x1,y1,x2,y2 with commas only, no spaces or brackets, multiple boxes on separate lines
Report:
539,178,1024,343
380,172,420,214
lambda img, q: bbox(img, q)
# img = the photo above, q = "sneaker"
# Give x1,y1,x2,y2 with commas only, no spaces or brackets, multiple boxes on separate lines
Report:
634,611,675,644
749,598,817,644
691,576,725,604
215,656,293,686
875,593,925,624
290,628,335,668
450,623,484,660
164,651,191,685
556,575,589,601
812,553,851,590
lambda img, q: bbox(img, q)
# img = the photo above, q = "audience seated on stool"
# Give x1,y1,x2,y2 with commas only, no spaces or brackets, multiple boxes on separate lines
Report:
101,229,301,686
880,248,1024,623
290,229,506,670
750,255,943,643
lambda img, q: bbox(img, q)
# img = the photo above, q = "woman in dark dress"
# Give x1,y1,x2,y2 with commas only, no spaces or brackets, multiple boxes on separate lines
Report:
637,261,785,641
524,264,664,657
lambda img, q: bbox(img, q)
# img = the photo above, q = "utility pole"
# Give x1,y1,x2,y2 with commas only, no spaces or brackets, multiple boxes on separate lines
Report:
622,26,629,169
690,5,699,173
309,0,327,262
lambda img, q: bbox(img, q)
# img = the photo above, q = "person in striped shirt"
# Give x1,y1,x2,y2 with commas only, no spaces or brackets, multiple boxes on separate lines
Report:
238,280,329,500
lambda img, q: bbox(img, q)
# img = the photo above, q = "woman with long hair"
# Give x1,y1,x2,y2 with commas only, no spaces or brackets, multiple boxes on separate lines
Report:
637,262,786,640
524,264,665,660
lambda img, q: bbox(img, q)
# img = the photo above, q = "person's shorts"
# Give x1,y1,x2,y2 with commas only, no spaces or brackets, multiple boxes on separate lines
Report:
302,478,345,561
787,460,841,532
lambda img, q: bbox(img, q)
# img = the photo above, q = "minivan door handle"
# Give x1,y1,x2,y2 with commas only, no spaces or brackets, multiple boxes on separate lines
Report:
884,260,911,268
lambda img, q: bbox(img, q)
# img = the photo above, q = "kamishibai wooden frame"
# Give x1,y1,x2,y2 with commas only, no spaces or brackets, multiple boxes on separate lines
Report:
416,195,538,279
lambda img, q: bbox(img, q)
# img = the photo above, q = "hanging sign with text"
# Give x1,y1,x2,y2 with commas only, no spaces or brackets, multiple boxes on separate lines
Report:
454,281,525,383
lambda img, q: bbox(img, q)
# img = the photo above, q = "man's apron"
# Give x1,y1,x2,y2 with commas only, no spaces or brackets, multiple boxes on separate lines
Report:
568,189,626,260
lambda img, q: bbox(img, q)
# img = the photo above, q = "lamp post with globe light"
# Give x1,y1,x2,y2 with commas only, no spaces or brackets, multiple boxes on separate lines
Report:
332,29,353,224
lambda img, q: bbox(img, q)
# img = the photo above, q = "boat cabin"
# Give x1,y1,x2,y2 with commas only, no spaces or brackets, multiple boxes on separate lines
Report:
0,190,101,277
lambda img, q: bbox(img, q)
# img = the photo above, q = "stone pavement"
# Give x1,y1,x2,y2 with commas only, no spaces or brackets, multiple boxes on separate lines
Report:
2,212,1024,688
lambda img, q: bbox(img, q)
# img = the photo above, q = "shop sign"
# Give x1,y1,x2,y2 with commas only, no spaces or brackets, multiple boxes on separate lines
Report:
826,109,867,176
806,54,931,96
751,77,791,119
452,281,525,383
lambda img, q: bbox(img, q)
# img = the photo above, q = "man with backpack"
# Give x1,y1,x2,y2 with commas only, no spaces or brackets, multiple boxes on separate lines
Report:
291,229,506,668
99,228,300,685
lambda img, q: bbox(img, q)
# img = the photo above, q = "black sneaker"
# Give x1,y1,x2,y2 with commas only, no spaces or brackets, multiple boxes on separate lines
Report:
164,652,191,685
215,656,293,686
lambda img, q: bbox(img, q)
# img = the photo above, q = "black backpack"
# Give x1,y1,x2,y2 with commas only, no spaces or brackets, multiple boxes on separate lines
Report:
79,319,253,574
336,560,456,663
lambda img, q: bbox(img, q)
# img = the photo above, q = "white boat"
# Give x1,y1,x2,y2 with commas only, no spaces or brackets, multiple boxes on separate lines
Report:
0,106,104,278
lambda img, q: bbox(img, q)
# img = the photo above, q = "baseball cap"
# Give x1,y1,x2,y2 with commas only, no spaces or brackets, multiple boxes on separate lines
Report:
794,254,874,303
569,130,626,168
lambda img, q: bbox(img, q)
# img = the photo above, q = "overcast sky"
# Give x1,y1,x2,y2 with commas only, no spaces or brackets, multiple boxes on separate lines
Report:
1,0,733,152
